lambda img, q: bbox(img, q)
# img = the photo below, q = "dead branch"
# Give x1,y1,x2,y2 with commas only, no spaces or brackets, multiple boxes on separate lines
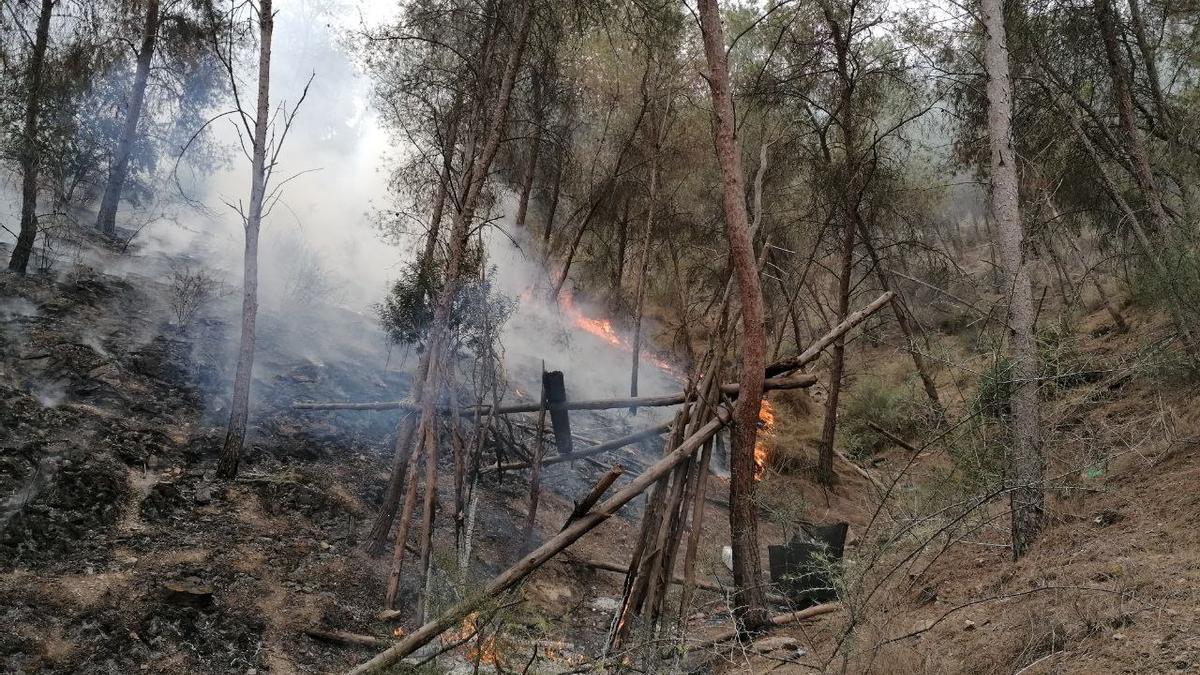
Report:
866,421,921,453
561,464,624,531
483,420,672,473
304,627,389,649
696,602,840,645
765,291,894,377
564,556,722,592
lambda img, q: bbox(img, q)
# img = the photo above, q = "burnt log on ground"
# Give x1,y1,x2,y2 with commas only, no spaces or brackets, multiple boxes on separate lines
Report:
292,372,819,414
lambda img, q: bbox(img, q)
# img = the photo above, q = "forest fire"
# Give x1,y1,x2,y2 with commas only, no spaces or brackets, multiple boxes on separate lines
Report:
558,289,680,375
754,399,775,480
443,612,500,665
559,289,623,347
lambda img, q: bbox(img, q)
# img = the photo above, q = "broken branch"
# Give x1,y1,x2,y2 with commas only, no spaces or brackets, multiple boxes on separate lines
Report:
561,464,624,531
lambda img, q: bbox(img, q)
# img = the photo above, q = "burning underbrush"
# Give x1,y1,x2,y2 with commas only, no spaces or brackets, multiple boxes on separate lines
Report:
0,254,697,672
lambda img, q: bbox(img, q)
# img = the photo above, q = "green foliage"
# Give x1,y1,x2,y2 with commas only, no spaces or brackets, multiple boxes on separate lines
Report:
377,246,515,358
841,375,931,459
973,324,1101,420
754,474,810,541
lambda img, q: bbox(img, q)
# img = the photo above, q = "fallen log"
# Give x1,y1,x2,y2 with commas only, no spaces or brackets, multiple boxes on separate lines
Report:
305,627,389,649
345,408,731,675
834,448,890,495
867,421,921,454
293,373,818,414
696,602,840,645
765,291,894,377
565,557,723,592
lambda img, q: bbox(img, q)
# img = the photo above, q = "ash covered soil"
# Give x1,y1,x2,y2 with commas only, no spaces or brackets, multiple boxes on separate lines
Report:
0,260,778,674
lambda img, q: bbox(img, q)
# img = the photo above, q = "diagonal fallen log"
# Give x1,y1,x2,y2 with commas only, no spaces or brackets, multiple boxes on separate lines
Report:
304,627,389,649
867,421,921,454
765,291,894,377
293,372,819,414
562,464,624,531
345,408,731,675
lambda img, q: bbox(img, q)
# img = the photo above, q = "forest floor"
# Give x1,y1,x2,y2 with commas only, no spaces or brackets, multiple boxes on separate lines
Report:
2,248,1198,674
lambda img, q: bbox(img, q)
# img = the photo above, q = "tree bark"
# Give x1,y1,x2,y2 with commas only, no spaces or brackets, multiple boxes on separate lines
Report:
218,0,274,479
7,0,54,275
698,0,769,629
419,92,464,273
982,0,1044,559
96,0,161,237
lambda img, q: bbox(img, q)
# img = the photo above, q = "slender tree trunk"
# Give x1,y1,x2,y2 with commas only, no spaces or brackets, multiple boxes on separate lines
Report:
217,0,274,479
96,0,160,237
420,92,464,273
1095,0,1172,237
543,159,563,249
1052,94,1192,342
515,74,543,229
613,193,631,295
816,4,861,485
7,0,54,275
549,96,648,301
1126,0,1169,128
982,0,1044,558
858,224,944,416
629,165,657,403
698,0,769,629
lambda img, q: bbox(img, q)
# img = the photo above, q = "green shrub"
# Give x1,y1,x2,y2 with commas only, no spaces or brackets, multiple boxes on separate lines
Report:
972,323,1101,420
841,375,931,459
377,244,515,358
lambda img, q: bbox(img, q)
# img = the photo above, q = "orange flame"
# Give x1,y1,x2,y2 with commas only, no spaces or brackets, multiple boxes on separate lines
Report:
754,399,775,480
557,289,681,376
444,612,500,665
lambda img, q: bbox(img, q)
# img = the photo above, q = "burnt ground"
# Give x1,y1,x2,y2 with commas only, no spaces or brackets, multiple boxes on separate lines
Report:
1,259,838,674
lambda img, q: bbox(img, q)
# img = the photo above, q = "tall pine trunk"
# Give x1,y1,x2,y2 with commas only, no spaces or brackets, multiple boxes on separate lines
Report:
7,0,54,275
96,0,160,237
816,3,860,486
982,0,1044,558
218,0,274,479
698,0,769,629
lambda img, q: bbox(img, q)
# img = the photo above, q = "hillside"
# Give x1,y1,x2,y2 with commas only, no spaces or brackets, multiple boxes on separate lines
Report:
2,238,1197,674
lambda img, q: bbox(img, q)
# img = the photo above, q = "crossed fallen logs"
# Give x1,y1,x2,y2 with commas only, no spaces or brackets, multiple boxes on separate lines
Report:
337,291,891,674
